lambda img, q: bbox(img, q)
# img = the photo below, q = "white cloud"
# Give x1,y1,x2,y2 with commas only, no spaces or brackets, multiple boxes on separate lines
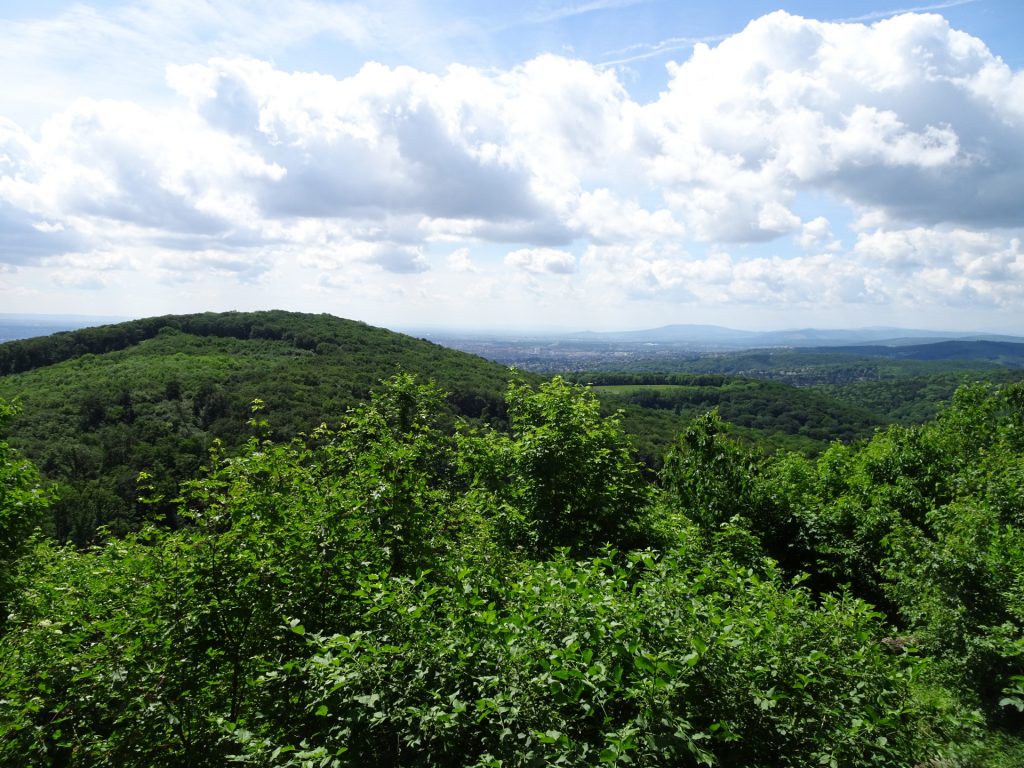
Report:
581,242,894,306
446,247,476,273
49,269,114,290
855,226,1024,282
756,201,802,236
168,57,554,226
913,264,1024,306
505,247,578,274
0,97,282,238
1,8,1024,320
570,189,684,243
365,244,430,274
0,200,86,264
798,217,842,252
155,249,273,283
9,12,1024,247
637,10,1024,235
299,241,430,274
43,251,131,271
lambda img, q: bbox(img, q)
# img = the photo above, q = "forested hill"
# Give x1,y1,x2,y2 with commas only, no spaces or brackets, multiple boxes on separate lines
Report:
0,310,521,417
0,310,526,542
0,310,1013,546
0,309,508,378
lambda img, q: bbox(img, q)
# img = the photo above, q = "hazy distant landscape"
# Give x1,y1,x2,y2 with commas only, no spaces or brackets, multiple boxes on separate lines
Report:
3,0,1024,765
419,324,1024,374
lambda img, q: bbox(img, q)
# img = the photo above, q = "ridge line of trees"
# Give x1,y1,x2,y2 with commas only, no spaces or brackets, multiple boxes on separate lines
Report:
0,310,393,376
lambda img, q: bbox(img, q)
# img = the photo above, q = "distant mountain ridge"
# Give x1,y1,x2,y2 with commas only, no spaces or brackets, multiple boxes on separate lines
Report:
567,324,1024,348
9,315,1021,351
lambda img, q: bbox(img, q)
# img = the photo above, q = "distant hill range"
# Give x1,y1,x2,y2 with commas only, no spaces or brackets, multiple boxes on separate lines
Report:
564,324,1024,348
417,323,1024,374
9,315,1022,351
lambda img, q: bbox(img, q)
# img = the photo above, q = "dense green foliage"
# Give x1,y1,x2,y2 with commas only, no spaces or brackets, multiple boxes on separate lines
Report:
0,312,525,544
0,310,947,546
579,369,1024,428
469,378,651,552
0,402,53,621
586,367,1024,461
811,369,1024,425
662,383,1024,731
2,313,1024,765
594,377,882,444
1,372,1023,765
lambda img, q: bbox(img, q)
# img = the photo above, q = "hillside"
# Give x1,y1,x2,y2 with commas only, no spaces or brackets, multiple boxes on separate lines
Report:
4,311,1017,545
2,373,1023,766
591,375,882,445
0,311,524,542
1,310,930,545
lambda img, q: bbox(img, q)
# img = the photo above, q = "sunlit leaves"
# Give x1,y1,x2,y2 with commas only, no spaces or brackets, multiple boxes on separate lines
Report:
2,378,1023,764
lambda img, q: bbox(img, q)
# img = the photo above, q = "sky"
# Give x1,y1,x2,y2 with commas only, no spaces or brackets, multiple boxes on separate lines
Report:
1,0,1023,333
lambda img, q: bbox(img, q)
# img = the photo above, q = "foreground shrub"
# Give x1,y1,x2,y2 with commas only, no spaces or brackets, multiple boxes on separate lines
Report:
242,546,965,768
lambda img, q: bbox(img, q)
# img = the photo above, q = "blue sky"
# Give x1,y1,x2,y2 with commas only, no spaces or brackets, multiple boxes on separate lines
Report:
1,0,1023,332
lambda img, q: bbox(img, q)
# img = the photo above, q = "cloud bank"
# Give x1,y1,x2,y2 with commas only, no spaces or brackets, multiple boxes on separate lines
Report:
1,9,1022,324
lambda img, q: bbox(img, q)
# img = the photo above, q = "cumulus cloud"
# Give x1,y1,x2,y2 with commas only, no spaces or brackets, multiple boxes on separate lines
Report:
798,217,842,252
365,244,430,274
11,13,1024,243
1,8,1024,318
640,11,1024,233
570,189,684,243
582,243,894,306
167,58,547,224
505,247,578,274
155,249,274,283
300,241,430,274
855,226,1024,280
446,247,476,273
0,97,282,240
0,201,86,264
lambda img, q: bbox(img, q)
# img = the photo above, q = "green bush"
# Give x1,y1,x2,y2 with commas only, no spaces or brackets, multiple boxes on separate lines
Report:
3,378,1022,766
241,547,961,767
0,401,52,622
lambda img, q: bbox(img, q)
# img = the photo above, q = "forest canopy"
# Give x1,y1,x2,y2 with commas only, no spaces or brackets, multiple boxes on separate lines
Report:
3,311,1016,548
1,370,1024,766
